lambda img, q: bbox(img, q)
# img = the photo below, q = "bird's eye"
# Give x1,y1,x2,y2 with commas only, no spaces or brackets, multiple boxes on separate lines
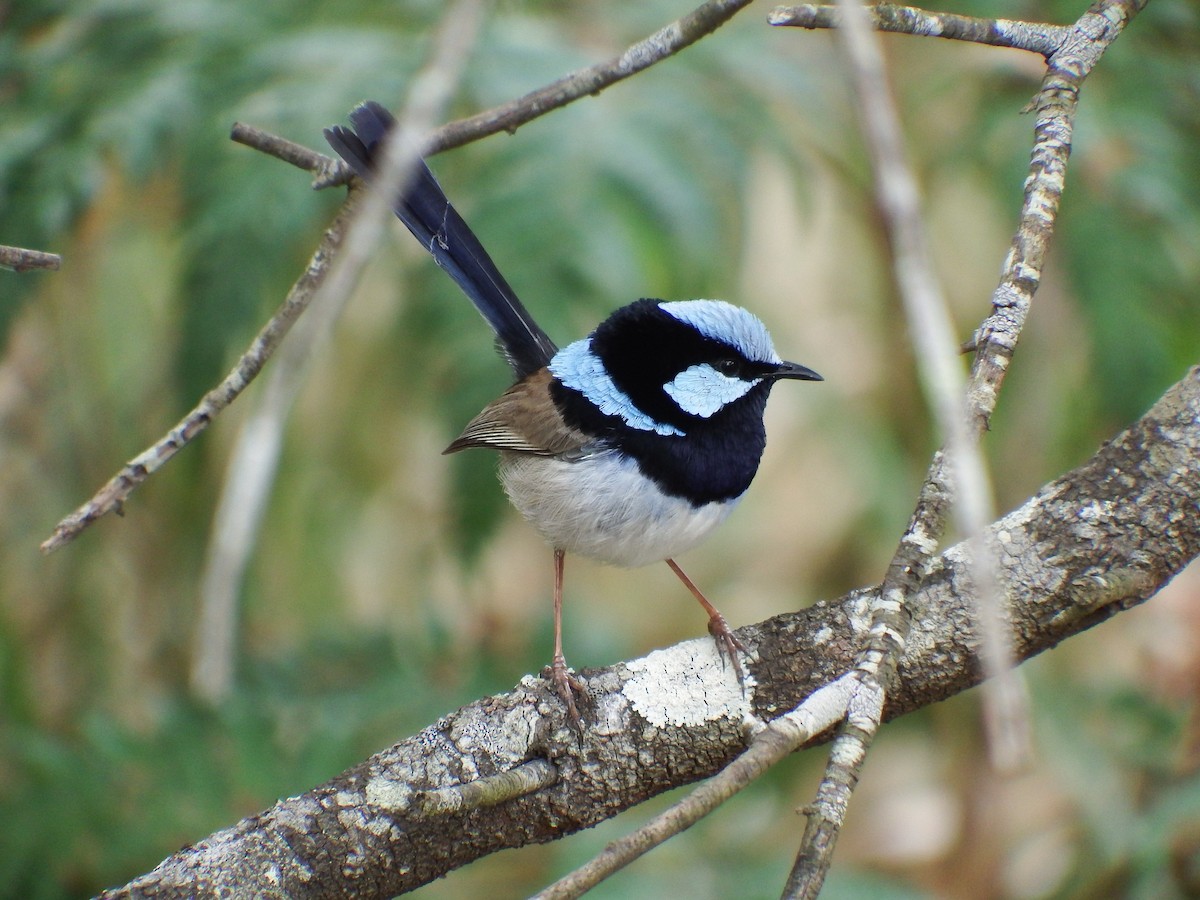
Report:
716,358,740,376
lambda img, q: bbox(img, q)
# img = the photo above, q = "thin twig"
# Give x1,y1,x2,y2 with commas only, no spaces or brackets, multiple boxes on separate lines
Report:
189,0,485,703
230,122,350,190
427,0,755,154
533,675,869,900
769,3,1071,57
781,0,1021,892
39,201,358,553
0,244,61,272
228,124,328,174
418,759,558,816
847,0,1032,784
232,0,758,177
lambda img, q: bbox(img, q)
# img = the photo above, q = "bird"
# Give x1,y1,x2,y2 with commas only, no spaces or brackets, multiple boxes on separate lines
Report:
325,101,822,722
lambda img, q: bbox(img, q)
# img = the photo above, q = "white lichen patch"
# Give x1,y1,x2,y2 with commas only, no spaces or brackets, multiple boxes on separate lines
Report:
365,776,413,812
1078,499,1112,521
622,638,752,728
905,522,940,556
844,592,873,632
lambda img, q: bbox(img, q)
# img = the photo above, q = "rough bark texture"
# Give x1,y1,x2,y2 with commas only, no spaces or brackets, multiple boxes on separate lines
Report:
101,367,1200,899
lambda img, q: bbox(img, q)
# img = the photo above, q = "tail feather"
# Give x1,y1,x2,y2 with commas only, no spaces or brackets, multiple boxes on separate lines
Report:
324,101,557,379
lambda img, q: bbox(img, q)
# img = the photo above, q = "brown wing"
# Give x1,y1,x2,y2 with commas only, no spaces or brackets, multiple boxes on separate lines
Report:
443,368,590,456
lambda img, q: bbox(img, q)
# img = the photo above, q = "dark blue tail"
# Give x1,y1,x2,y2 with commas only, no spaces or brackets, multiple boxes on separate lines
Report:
324,101,557,379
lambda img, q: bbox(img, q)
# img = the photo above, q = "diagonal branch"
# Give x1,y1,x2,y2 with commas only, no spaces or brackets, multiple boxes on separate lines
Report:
230,0,757,180
39,199,358,553
0,244,62,272
768,3,1071,56
425,0,756,154
98,365,1200,898
187,0,485,704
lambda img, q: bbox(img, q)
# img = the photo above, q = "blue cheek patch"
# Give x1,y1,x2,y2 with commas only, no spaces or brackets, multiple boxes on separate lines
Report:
550,339,686,436
664,364,760,418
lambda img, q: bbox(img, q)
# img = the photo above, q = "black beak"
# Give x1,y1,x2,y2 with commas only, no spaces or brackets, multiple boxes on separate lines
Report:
772,360,823,382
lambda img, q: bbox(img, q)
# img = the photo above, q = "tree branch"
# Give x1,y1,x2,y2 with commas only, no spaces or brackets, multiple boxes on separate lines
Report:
230,0,756,182
0,243,61,272
425,0,756,155
779,0,1021,892
188,0,484,704
768,3,1071,56
98,365,1200,898
39,198,360,553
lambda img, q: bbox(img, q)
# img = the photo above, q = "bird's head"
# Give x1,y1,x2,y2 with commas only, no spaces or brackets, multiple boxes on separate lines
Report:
549,298,821,437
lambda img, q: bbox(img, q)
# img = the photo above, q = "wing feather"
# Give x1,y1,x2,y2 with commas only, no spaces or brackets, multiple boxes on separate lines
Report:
444,369,590,457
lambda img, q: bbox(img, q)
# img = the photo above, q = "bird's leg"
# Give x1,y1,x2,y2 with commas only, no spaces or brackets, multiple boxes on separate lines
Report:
549,548,585,723
665,558,747,684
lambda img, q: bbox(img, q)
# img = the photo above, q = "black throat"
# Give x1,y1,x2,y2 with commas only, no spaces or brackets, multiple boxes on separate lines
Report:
550,379,773,505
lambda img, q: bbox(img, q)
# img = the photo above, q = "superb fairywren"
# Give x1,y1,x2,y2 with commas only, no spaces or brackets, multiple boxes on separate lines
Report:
326,101,822,721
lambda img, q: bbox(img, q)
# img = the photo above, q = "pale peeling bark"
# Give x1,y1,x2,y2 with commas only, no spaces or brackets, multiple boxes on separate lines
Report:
98,366,1200,898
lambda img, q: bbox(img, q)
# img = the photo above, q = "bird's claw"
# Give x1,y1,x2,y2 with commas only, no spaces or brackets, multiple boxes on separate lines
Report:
707,613,747,686
548,653,587,725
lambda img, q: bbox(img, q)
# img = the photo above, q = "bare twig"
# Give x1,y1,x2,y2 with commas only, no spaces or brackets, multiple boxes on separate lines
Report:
417,759,558,816
0,244,61,272
189,0,485,703
426,0,756,154
533,675,867,899
232,0,758,178
39,202,357,553
781,1,1021,893
769,3,1070,56
228,123,329,175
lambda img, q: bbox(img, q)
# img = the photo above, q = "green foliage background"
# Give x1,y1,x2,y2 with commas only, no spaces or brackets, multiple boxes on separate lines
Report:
2,1,1198,897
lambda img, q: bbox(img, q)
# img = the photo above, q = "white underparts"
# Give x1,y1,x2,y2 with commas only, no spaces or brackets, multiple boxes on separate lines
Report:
499,449,742,567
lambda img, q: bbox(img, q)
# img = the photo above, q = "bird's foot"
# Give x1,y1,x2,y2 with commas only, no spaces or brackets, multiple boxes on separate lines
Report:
547,653,587,725
707,613,747,686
